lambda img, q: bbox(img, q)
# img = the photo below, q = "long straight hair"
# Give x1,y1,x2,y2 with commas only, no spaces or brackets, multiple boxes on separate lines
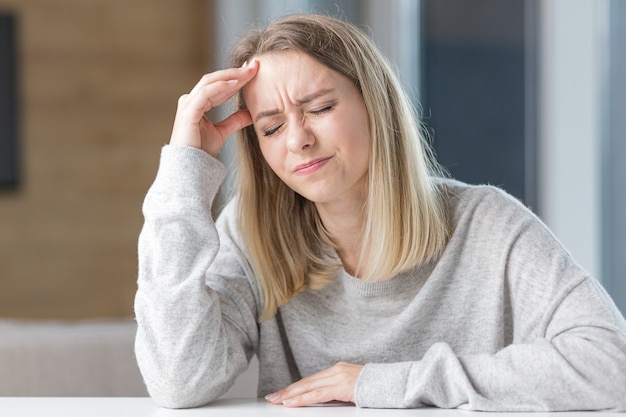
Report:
229,14,449,320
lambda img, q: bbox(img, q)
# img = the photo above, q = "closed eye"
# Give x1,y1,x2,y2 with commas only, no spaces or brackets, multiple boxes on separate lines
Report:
263,124,283,137
311,105,333,115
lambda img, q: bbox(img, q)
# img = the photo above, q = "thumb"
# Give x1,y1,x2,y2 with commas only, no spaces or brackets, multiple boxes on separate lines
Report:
215,109,253,141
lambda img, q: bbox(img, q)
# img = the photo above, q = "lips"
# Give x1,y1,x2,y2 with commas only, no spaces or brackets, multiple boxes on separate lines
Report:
293,157,332,175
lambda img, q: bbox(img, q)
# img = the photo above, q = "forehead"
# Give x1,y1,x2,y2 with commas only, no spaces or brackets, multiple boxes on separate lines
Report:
243,51,343,110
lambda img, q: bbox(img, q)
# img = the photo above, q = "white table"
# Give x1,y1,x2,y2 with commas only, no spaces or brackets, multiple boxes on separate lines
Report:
0,397,622,417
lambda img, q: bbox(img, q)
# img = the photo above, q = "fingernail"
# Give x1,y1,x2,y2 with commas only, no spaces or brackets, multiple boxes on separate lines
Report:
265,393,279,401
240,58,257,71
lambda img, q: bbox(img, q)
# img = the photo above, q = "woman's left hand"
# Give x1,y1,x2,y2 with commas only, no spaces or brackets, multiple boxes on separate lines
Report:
265,362,364,407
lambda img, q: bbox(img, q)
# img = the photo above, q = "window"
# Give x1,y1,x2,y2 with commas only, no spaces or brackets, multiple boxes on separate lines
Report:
420,0,537,206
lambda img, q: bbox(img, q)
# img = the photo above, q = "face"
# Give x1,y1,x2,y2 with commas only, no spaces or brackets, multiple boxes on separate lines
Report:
243,51,371,208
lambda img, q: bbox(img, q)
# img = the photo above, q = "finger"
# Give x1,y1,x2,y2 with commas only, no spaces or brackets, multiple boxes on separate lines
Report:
267,374,337,406
179,60,258,127
272,367,334,398
281,362,354,391
279,374,356,407
189,59,258,96
282,388,336,408
265,379,320,405
182,71,256,125
213,109,253,141
178,80,240,125
266,362,362,406
266,383,331,407
199,79,246,110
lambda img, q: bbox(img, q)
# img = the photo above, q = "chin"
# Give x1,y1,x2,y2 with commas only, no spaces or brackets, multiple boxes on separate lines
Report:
295,191,333,204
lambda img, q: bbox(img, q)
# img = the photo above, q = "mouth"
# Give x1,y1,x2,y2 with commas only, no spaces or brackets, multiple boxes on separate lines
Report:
293,157,332,175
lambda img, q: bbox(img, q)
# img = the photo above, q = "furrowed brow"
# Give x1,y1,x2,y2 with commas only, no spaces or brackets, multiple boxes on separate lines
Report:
253,88,335,123
296,88,335,105
254,109,280,123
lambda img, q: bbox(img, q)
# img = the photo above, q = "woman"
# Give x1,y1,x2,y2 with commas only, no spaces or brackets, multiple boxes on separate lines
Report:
135,14,626,410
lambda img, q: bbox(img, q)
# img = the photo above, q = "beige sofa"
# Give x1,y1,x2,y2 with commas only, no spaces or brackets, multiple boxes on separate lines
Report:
0,319,257,398
0,319,147,396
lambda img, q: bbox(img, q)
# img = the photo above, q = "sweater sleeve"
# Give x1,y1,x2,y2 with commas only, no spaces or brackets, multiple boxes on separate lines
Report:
356,279,626,411
134,145,260,409
355,187,626,411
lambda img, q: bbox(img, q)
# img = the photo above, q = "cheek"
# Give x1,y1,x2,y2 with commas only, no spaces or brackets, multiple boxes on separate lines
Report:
342,117,370,153
257,139,284,174
350,124,371,173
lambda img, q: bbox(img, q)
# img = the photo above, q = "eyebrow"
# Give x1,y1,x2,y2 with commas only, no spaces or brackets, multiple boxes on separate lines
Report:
253,88,335,123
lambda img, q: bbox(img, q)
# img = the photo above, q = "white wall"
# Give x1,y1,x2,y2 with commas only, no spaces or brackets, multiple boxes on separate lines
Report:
362,0,421,105
538,0,607,280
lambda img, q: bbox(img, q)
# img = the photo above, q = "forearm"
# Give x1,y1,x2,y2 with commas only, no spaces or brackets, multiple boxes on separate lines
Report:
459,327,626,411
134,146,250,408
135,286,250,408
355,279,626,411
356,331,626,411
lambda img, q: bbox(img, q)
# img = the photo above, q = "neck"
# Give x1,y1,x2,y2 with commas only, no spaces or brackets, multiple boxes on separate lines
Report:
315,195,366,277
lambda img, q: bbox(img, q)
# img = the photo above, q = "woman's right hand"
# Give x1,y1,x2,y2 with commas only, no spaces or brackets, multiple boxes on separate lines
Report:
169,60,259,157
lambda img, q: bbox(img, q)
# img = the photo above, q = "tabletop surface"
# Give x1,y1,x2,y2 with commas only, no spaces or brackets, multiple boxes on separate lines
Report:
0,397,623,417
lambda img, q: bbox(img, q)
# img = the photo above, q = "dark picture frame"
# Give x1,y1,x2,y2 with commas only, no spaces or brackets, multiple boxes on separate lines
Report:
0,12,19,189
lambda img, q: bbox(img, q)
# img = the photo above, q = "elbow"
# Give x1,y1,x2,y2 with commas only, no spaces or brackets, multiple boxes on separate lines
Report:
139,360,232,409
136,360,218,409
604,365,626,412
601,339,626,411
135,340,223,408
580,338,626,411
134,329,245,409
599,382,626,412
144,377,223,409
147,388,212,409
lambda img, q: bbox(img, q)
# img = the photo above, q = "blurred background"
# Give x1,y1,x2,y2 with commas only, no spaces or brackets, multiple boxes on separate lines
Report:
0,0,624,395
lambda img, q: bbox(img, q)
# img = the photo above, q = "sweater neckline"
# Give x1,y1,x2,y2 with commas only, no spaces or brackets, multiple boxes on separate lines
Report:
338,262,432,298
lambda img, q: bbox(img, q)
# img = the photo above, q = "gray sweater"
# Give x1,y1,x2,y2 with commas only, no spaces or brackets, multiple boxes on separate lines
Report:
135,145,626,410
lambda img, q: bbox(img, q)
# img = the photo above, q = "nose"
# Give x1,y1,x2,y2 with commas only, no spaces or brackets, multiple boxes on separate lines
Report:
285,116,314,152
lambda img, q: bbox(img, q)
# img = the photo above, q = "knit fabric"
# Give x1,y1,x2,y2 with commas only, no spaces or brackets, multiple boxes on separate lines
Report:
135,145,626,410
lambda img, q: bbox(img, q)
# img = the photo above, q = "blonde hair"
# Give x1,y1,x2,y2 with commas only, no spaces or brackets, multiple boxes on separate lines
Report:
229,14,449,320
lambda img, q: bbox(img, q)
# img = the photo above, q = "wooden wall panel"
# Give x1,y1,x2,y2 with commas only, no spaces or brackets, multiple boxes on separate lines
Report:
0,0,210,318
